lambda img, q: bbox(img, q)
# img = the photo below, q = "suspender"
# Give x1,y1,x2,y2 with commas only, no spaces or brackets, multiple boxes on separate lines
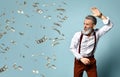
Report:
78,33,83,53
92,32,96,55
78,32,96,56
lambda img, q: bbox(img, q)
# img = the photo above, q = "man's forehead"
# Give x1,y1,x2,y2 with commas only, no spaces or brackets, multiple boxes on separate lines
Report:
84,19,94,23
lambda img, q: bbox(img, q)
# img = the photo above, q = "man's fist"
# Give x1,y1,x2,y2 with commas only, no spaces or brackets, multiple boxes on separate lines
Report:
80,58,91,65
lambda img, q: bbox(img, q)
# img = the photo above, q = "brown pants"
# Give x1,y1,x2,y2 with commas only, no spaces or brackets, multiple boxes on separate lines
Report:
74,57,97,77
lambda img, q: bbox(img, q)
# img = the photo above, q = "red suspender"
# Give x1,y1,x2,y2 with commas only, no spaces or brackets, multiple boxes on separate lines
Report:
91,32,96,55
78,33,83,53
78,32,96,56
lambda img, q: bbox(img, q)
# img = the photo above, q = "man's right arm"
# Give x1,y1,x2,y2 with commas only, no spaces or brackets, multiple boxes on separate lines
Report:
70,32,91,65
70,32,83,60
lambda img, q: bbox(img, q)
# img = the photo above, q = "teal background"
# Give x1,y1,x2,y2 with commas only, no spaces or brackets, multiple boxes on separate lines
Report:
0,0,120,77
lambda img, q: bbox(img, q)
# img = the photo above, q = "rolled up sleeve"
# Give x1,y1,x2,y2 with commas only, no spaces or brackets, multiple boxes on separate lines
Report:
97,17,113,37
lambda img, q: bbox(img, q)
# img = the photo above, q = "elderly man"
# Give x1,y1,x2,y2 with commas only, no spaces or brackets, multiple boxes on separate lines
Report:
70,7,113,77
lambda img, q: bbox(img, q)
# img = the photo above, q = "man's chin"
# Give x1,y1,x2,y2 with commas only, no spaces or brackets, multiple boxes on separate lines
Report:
82,28,93,35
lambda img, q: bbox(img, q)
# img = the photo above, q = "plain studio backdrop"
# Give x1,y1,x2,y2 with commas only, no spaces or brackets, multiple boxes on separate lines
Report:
0,0,120,77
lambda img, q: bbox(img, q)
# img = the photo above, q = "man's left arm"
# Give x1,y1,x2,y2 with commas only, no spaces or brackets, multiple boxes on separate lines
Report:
91,7,113,37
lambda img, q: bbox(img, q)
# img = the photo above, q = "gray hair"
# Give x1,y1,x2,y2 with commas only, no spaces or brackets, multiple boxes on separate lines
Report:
85,15,97,25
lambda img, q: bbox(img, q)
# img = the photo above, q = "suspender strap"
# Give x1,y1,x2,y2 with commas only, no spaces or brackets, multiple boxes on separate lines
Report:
91,32,96,55
78,32,96,56
78,33,83,53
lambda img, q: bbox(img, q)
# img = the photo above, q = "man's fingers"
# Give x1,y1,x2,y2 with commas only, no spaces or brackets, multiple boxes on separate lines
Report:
91,7,97,10
91,7,97,16
90,7,102,17
85,59,90,65
80,58,91,65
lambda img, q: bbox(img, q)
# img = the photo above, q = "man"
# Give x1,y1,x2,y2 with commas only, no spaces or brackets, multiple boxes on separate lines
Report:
70,7,113,77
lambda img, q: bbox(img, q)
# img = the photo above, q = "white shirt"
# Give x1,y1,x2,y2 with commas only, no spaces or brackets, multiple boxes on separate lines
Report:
70,17,113,60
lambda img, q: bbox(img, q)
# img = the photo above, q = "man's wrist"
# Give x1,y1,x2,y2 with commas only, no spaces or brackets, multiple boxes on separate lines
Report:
98,13,107,20
98,13,102,18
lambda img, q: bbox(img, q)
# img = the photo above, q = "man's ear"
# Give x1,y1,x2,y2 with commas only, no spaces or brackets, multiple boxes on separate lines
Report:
93,25,96,29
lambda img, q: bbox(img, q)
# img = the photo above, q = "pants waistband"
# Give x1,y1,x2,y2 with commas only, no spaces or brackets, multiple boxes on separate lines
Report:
84,55,94,58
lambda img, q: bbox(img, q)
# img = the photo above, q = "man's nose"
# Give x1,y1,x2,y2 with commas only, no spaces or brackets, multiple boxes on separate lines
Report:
84,25,90,28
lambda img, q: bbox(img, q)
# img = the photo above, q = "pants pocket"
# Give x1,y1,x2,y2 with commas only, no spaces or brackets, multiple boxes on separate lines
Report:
89,58,96,64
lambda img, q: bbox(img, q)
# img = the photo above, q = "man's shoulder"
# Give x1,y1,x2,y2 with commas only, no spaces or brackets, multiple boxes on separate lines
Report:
94,28,99,32
74,31,82,35
72,31,82,39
